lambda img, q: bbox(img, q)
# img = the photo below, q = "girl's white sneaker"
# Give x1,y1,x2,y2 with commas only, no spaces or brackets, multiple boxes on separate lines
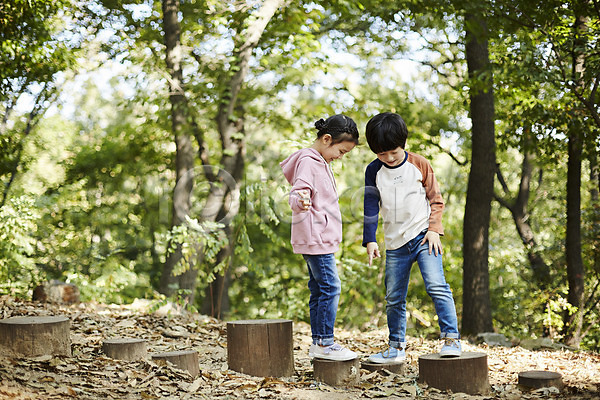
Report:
311,343,357,361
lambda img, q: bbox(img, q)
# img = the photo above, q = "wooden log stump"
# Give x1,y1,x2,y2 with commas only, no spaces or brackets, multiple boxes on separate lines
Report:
152,350,199,377
0,316,71,357
102,338,147,361
518,370,563,391
419,352,489,395
227,319,294,377
314,357,360,387
361,360,405,374
32,280,80,304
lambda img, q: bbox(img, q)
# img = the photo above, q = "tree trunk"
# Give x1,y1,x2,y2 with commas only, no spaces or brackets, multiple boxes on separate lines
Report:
589,149,599,275
563,11,587,348
494,133,551,286
564,127,585,346
461,10,495,336
200,224,234,318
198,0,288,317
159,0,196,298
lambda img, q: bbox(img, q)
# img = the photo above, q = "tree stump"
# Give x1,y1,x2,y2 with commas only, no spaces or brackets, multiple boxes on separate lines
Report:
152,350,199,377
102,338,147,361
419,352,489,394
32,280,80,304
227,319,294,377
361,360,405,374
314,357,360,387
518,370,563,391
0,316,71,357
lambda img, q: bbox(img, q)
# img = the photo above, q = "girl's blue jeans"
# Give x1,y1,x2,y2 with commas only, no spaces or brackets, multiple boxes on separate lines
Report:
303,253,341,346
385,230,460,348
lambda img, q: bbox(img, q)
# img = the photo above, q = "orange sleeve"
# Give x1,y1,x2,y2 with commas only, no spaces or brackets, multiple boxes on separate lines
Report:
409,153,445,235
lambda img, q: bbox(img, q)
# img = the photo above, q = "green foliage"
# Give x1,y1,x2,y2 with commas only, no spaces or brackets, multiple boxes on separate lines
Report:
2,0,599,351
149,289,198,314
161,217,228,286
1,0,75,100
0,196,40,297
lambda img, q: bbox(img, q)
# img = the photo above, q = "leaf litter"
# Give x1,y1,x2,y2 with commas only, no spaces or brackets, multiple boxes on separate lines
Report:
0,295,598,399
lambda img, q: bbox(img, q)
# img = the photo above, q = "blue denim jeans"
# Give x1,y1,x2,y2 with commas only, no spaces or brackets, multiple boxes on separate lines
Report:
385,230,459,348
303,253,341,346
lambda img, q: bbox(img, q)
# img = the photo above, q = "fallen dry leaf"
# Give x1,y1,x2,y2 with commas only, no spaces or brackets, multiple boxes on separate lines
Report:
0,297,598,399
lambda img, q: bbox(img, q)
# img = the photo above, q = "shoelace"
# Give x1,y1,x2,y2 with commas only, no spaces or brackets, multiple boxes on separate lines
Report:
444,338,459,348
328,343,344,352
382,347,392,357
382,346,402,357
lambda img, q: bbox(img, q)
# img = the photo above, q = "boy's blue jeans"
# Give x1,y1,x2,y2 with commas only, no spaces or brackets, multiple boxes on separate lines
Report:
385,230,460,348
303,253,340,346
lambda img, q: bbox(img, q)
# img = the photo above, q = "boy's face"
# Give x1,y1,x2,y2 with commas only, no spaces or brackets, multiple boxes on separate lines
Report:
376,146,405,167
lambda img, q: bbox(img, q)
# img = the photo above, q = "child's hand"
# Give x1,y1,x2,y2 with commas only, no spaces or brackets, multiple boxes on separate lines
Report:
421,231,442,256
366,242,380,265
297,189,311,211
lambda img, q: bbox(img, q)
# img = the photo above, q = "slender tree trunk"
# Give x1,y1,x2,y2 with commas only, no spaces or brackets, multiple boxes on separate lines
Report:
461,11,495,336
159,0,286,312
494,131,551,286
159,0,196,298
564,126,584,346
562,10,587,348
1,84,54,207
197,0,288,317
590,150,599,275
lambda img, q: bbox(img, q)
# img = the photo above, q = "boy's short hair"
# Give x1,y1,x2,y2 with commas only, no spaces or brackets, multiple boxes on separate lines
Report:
365,112,408,154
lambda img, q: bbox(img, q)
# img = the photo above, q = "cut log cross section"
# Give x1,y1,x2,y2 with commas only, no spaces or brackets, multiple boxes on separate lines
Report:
314,358,360,387
419,352,490,395
0,316,71,358
152,350,200,377
227,319,294,377
518,370,563,391
102,338,148,361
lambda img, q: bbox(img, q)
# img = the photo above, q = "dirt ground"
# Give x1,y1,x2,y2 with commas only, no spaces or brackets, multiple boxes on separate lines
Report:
0,296,599,399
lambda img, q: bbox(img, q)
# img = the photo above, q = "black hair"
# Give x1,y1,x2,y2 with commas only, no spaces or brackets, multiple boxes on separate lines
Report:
365,112,408,154
314,114,359,145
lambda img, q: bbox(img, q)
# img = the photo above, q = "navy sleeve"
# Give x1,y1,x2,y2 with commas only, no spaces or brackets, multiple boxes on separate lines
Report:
362,160,381,247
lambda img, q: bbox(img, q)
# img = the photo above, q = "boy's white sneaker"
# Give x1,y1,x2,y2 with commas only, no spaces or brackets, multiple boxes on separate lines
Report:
311,343,357,361
439,338,462,357
368,345,406,363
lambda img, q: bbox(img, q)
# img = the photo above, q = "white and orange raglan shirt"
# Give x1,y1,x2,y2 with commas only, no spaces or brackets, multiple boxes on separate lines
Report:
362,151,445,250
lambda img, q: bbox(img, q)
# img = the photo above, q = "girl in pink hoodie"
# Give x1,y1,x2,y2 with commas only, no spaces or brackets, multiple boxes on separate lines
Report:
280,114,359,361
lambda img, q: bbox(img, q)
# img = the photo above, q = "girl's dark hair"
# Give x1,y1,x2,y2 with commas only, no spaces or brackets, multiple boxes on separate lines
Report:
365,112,408,154
314,114,359,145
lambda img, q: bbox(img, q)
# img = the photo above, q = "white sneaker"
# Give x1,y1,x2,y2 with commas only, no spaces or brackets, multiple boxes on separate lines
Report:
439,338,462,357
312,343,357,361
368,345,406,364
308,343,318,357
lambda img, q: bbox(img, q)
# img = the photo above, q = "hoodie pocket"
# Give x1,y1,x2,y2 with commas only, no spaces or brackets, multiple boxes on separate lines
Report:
313,212,329,241
291,211,313,244
291,210,329,245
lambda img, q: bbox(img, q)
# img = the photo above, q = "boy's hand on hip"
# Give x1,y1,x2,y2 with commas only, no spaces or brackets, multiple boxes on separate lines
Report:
421,231,442,256
366,242,380,265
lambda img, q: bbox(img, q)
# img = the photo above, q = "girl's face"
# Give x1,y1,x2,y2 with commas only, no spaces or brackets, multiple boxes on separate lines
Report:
376,146,405,167
321,140,356,163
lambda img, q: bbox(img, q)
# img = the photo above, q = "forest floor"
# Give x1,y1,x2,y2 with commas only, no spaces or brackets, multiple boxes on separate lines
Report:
0,296,599,399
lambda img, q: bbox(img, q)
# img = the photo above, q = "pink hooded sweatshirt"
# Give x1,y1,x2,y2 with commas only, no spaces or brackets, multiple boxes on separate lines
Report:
280,148,342,255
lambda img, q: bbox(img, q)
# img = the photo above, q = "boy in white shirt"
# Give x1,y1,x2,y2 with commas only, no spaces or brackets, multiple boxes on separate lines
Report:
363,112,461,363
